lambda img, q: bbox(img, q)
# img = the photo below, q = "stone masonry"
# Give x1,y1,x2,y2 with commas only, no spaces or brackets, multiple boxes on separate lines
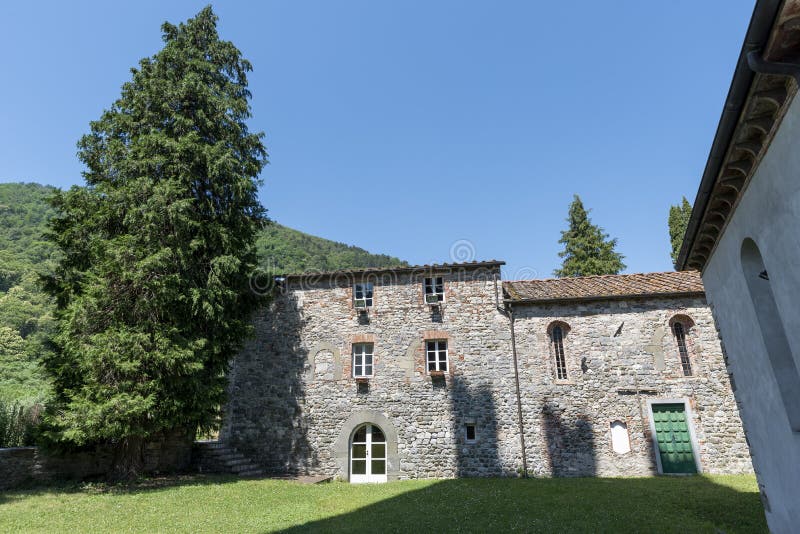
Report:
223,262,752,480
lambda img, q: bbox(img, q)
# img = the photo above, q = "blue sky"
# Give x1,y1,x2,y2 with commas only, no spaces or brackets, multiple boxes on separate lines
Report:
0,1,755,277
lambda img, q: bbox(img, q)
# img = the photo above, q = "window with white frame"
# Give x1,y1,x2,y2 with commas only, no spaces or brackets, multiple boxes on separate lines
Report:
424,277,444,303
352,343,374,378
426,340,448,372
354,283,373,309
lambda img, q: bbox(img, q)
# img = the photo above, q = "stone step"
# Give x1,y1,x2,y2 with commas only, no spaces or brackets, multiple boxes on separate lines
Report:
223,458,255,468
231,465,263,475
196,440,227,449
210,452,246,461
193,440,264,479
237,469,265,477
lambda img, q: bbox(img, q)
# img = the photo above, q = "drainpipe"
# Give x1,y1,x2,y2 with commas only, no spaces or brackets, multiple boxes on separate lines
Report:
498,297,528,478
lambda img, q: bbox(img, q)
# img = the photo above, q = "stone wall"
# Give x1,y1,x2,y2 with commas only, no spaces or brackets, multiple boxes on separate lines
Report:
224,265,519,479
512,297,753,477
0,429,194,490
223,266,753,480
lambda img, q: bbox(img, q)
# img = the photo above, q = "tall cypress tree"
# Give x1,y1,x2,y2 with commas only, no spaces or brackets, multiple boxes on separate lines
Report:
42,7,267,479
668,196,693,268
554,195,625,277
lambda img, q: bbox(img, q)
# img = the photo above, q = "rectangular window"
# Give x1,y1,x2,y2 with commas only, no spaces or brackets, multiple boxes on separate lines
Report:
426,340,448,372
424,277,444,303
673,323,693,376
353,343,374,378
354,283,373,308
465,423,476,442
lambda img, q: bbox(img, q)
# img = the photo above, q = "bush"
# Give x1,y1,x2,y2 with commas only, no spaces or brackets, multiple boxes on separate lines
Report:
0,399,42,447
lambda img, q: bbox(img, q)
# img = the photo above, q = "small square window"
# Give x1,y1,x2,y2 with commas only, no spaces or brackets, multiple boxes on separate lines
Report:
354,283,373,308
424,277,444,303
353,343,374,378
426,340,448,372
465,424,476,442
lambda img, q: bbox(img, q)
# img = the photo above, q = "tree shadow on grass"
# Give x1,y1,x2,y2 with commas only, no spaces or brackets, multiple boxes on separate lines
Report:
277,476,767,534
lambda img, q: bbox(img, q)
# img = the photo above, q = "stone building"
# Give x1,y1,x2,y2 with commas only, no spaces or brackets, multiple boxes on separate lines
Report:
678,0,800,531
223,262,751,482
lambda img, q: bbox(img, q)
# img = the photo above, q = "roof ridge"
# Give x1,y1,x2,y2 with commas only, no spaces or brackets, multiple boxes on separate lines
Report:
504,271,699,284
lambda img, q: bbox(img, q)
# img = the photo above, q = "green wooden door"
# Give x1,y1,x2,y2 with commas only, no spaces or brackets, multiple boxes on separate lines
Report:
652,403,697,474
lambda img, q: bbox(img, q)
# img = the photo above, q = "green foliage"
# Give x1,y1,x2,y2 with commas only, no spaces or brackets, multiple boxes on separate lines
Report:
669,196,693,268
0,399,42,447
41,7,267,475
0,186,405,404
0,327,51,402
257,223,407,273
0,183,57,402
554,195,626,277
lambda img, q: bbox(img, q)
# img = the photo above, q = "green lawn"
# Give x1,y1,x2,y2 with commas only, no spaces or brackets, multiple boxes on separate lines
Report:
0,474,766,533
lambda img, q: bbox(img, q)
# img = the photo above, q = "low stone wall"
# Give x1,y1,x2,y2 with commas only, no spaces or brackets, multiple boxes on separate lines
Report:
0,430,194,490
0,447,112,490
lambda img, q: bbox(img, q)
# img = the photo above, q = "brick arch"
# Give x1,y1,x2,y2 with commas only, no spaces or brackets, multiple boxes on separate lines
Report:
669,314,695,329
332,410,400,481
668,314,698,376
546,320,572,337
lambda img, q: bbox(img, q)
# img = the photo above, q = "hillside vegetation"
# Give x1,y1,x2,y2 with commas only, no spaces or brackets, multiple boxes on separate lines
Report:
0,182,406,402
257,223,406,273
0,183,57,402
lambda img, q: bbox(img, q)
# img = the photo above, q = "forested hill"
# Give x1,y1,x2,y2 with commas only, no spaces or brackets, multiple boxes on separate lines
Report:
0,182,406,401
257,223,407,273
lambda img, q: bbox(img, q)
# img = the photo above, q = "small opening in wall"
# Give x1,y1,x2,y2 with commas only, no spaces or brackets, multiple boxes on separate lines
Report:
465,424,476,442
610,420,631,454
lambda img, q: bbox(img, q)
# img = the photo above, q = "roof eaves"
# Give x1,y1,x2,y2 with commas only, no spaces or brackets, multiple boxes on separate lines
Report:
282,260,506,280
678,0,784,270
504,290,706,305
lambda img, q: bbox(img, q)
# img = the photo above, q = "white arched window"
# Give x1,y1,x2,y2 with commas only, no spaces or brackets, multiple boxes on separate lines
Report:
610,420,631,454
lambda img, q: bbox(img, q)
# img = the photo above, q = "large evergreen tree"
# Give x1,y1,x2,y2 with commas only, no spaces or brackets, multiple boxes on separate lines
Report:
668,196,693,268
554,195,626,277
41,7,267,479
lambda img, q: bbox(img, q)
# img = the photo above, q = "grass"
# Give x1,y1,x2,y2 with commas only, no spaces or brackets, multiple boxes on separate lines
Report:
0,474,766,533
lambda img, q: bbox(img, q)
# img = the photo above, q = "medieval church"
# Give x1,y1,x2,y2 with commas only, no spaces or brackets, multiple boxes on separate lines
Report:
221,261,752,482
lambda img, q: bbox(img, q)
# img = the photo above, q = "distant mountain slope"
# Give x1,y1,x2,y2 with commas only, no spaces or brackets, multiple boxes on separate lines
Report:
0,182,406,401
0,183,59,401
257,223,407,274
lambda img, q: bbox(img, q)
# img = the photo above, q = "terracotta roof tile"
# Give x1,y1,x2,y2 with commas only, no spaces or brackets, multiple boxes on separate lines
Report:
503,271,704,303
283,260,505,279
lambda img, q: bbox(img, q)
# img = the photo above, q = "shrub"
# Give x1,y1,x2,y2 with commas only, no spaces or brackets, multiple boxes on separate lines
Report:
0,399,42,447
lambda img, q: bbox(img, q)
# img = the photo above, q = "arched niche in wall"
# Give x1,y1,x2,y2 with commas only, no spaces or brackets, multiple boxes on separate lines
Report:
741,238,800,431
305,342,342,381
609,420,631,454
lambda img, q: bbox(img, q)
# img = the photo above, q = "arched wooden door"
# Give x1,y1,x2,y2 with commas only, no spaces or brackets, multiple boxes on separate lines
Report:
350,424,387,483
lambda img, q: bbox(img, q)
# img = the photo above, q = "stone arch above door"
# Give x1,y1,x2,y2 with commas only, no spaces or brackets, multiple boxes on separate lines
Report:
333,410,400,481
